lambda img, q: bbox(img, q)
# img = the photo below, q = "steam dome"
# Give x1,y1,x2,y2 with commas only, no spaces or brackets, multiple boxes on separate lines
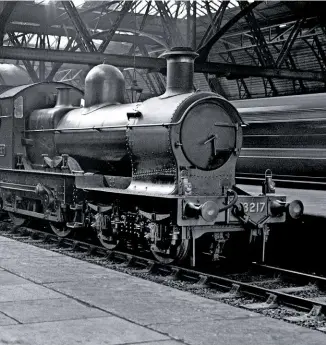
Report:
84,64,125,107
0,64,30,85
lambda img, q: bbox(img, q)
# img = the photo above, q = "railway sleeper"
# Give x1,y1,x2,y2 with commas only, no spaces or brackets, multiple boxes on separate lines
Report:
192,275,210,288
242,293,278,310
276,285,316,294
285,305,325,322
213,283,241,299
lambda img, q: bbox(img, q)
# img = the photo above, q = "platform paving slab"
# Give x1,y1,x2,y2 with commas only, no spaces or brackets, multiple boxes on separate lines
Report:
0,298,108,324
128,340,185,345
0,240,61,259
0,312,18,326
0,236,17,242
46,278,260,325
149,317,326,345
1,236,326,345
0,317,171,345
0,283,63,303
0,270,28,286
0,255,124,284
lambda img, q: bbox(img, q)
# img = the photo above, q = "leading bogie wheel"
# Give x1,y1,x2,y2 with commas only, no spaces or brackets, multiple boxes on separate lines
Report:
8,212,30,227
151,239,190,265
97,228,120,250
49,222,73,238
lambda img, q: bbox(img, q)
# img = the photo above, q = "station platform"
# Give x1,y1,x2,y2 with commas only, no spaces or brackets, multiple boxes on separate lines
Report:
237,184,326,217
0,235,325,345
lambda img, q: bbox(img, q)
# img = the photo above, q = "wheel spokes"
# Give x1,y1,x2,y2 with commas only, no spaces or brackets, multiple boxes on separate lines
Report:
151,239,190,265
97,230,120,250
49,222,73,238
8,212,29,227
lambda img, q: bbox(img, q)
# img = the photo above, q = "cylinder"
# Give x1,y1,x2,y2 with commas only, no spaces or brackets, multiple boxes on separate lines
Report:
159,47,198,97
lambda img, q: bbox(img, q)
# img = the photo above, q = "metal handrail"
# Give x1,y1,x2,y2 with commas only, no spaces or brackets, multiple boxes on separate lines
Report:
24,96,241,133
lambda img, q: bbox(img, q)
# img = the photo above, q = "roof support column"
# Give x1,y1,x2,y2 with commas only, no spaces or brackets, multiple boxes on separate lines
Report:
7,33,39,82
198,1,229,49
98,1,133,53
38,34,46,81
61,1,96,52
192,1,197,50
197,1,260,61
238,1,278,96
223,43,251,99
275,18,305,68
46,37,75,82
155,0,184,47
0,1,17,46
186,1,191,47
127,1,151,55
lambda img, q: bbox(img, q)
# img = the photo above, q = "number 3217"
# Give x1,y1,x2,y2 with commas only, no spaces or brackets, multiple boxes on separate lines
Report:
243,202,266,213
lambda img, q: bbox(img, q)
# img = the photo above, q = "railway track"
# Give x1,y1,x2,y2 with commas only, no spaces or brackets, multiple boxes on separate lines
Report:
1,220,326,332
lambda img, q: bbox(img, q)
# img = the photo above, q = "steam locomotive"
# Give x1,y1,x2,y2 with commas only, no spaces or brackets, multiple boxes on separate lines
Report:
0,48,303,266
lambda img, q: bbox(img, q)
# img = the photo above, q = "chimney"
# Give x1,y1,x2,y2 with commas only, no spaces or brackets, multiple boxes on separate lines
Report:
55,87,72,107
159,47,198,97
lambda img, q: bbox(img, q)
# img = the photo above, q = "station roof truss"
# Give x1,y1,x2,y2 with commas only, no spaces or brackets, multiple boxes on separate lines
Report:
0,0,326,99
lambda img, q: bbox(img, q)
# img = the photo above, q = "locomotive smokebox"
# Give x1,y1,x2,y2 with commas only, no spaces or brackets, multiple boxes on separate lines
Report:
84,64,125,107
159,47,198,97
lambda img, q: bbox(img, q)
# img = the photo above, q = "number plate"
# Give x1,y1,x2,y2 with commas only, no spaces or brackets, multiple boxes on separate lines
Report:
242,201,266,214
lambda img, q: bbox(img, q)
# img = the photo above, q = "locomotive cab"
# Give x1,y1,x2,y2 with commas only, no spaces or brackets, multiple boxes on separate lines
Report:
0,83,82,170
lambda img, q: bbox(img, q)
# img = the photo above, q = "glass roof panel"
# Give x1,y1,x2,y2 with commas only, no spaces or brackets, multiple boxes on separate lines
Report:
33,0,242,18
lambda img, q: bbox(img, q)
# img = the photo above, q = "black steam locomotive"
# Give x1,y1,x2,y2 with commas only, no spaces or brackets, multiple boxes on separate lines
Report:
0,48,303,266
